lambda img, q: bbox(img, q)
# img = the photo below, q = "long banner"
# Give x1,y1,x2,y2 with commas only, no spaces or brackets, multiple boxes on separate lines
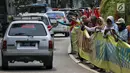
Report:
71,28,130,73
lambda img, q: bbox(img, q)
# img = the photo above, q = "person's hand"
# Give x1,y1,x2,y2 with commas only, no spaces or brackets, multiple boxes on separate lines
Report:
111,29,116,34
81,25,85,31
103,35,108,38
111,29,119,37
57,20,59,23
115,38,119,42
81,22,84,25
104,29,111,35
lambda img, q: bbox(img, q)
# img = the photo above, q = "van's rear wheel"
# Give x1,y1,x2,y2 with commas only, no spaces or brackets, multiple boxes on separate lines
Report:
45,60,53,69
45,64,53,69
2,56,8,70
44,56,53,69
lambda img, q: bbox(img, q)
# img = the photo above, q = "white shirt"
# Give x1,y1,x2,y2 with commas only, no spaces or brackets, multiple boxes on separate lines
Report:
103,26,115,35
85,26,104,32
85,26,95,32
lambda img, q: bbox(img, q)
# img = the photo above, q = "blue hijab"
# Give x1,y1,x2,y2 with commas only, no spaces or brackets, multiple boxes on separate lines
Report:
107,16,118,33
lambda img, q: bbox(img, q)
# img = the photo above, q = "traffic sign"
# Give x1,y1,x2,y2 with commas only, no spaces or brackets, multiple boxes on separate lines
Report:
117,3,125,13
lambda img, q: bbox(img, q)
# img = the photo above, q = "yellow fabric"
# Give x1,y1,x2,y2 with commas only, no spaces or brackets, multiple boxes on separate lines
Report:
71,28,130,73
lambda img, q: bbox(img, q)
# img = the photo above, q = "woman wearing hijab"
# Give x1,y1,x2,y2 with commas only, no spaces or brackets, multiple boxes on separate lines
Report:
95,17,106,31
103,16,118,38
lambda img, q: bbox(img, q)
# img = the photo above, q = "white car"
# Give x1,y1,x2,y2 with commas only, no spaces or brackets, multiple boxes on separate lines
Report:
21,13,54,37
1,20,54,69
46,11,70,37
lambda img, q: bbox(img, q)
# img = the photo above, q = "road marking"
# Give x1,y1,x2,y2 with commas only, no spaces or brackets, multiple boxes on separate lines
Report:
68,45,99,73
70,54,80,63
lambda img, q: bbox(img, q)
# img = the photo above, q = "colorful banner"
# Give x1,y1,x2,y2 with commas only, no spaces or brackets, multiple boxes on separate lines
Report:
71,28,130,73
71,27,81,53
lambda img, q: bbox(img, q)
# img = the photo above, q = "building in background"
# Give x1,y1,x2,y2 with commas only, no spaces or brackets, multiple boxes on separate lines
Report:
32,0,101,8
69,0,100,8
6,0,16,15
51,0,68,8
36,0,51,6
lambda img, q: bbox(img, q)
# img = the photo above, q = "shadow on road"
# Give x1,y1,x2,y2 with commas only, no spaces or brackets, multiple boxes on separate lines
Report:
0,66,57,72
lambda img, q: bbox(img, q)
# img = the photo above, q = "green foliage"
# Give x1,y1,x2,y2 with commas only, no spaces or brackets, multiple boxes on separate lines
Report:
81,0,89,7
14,0,33,7
100,0,126,20
13,0,34,13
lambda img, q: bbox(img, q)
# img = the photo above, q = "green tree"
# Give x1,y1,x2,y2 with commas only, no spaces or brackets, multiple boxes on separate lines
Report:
14,0,33,13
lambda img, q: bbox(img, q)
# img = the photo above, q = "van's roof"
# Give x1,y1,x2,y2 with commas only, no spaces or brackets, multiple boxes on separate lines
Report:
22,13,48,17
27,3,48,7
46,11,65,13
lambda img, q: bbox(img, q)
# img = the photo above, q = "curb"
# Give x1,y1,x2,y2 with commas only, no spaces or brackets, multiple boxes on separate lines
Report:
68,44,99,73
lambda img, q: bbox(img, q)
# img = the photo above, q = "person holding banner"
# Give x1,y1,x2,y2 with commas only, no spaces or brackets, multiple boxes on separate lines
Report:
90,16,97,27
116,18,128,42
103,16,119,41
96,17,106,28
81,16,98,35
57,15,80,32
81,17,106,33
81,15,89,26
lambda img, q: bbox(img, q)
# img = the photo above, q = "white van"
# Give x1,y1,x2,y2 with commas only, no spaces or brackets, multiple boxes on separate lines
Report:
46,11,70,37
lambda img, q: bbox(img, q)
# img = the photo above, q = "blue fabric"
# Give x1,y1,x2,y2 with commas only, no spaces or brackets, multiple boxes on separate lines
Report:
58,21,71,26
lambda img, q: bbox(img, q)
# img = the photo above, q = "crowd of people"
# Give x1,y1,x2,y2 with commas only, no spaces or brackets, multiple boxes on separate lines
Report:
57,9,130,44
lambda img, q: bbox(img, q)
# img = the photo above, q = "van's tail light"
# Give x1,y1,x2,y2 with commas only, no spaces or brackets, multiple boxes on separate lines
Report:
2,40,7,50
49,40,53,49
47,25,52,31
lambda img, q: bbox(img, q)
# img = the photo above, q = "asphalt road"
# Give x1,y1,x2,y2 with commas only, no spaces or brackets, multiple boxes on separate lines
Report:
0,34,94,73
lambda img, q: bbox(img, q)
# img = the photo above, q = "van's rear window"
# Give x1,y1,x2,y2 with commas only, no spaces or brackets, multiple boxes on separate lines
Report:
9,23,47,36
47,13,64,19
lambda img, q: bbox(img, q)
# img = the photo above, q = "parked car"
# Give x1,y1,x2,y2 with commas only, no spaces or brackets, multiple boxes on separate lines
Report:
1,19,54,69
21,13,54,37
46,11,70,37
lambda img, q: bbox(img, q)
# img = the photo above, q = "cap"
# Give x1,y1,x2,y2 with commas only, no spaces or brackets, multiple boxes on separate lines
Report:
116,18,125,24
